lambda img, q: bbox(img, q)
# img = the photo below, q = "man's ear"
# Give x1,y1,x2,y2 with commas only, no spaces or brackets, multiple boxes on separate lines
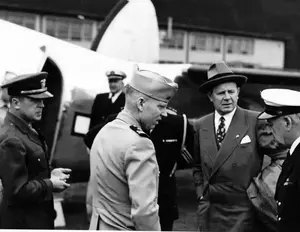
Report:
283,116,293,131
207,92,212,102
136,97,145,112
11,97,20,110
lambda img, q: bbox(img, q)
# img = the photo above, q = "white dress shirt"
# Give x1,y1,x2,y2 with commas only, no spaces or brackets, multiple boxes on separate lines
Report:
289,136,300,156
214,107,237,134
109,90,122,103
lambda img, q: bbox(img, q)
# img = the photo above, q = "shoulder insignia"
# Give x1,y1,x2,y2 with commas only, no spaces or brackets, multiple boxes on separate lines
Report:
130,125,150,139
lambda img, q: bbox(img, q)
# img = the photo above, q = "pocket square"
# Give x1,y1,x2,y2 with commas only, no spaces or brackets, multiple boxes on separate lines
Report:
240,135,251,144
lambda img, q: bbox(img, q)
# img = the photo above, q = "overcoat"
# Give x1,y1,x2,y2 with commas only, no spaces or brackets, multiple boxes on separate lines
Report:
193,106,263,232
89,92,125,130
0,112,55,229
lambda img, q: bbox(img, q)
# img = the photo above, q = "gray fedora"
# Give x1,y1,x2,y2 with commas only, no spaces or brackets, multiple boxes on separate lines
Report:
199,61,247,93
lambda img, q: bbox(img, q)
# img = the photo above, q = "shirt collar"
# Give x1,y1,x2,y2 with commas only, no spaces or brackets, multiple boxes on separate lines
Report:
290,136,300,155
215,107,237,123
109,90,122,99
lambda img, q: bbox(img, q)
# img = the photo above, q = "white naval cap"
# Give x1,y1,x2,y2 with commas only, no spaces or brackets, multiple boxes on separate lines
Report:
258,88,300,120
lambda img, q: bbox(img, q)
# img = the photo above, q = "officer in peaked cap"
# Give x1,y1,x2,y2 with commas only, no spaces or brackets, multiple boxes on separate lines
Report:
89,69,127,130
258,88,300,232
0,72,71,229
89,65,178,231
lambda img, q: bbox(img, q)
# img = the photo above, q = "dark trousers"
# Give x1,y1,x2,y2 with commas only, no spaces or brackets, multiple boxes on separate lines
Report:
160,217,174,231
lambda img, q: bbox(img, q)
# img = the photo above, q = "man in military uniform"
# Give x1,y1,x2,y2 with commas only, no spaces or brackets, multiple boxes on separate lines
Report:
258,88,300,232
88,65,178,230
0,72,71,229
89,69,126,130
84,108,194,230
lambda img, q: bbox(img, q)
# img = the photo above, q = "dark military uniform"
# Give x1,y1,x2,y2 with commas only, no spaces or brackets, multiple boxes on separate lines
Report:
0,112,55,229
89,92,125,130
0,72,56,229
275,147,300,232
151,113,194,230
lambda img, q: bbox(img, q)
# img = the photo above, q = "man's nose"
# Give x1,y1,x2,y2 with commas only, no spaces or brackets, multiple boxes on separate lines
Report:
39,100,44,107
224,92,230,99
161,108,167,117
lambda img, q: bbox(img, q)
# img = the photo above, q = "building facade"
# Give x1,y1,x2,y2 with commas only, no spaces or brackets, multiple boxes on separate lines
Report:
0,0,293,69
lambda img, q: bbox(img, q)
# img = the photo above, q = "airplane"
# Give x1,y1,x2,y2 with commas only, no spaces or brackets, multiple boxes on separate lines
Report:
1,0,300,184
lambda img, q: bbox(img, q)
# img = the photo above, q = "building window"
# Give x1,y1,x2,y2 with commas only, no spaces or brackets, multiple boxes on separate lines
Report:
45,16,94,42
190,33,221,52
159,29,184,49
226,37,254,55
0,10,36,30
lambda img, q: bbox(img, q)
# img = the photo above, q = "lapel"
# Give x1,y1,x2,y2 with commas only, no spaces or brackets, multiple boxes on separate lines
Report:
6,111,44,149
276,146,300,194
210,107,248,178
201,114,218,164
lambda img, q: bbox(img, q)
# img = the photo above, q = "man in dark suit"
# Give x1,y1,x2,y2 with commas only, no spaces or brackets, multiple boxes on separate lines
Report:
258,88,300,232
193,61,263,232
0,72,71,229
84,108,194,231
89,69,126,130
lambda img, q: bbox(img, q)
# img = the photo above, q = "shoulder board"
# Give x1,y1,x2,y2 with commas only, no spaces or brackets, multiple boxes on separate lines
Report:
130,125,150,139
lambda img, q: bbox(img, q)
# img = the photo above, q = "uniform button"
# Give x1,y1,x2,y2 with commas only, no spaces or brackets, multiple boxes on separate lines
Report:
278,201,281,206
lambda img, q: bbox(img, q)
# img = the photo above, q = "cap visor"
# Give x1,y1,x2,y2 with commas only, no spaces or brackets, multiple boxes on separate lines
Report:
26,91,53,99
257,112,277,120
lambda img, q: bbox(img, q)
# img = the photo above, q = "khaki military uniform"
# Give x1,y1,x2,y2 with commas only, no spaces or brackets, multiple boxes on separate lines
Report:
89,111,160,231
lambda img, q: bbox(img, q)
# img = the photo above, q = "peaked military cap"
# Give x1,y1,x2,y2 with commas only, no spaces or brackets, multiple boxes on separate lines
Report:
258,88,300,120
1,72,53,99
129,65,178,103
106,69,126,80
199,61,247,93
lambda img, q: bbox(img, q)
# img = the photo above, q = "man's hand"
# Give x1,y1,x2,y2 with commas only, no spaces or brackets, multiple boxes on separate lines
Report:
50,175,70,192
51,168,72,181
51,168,71,192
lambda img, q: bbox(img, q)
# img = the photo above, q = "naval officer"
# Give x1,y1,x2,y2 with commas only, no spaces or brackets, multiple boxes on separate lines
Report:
258,88,300,232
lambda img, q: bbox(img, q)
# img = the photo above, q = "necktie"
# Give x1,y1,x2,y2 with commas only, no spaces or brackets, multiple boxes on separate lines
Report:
217,116,226,148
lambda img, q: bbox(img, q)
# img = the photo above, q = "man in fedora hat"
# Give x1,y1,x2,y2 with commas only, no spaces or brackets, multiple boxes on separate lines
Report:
89,69,126,130
88,65,178,230
257,88,300,231
0,72,71,229
193,61,263,232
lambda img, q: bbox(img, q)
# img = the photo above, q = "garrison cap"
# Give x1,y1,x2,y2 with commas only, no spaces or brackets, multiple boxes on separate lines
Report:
1,72,53,99
106,69,126,80
258,88,300,120
129,65,178,103
199,61,247,93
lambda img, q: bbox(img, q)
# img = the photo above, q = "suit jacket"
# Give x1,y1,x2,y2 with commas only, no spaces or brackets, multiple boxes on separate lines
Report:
193,106,263,232
89,92,125,130
89,111,160,231
275,144,300,232
0,112,55,229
